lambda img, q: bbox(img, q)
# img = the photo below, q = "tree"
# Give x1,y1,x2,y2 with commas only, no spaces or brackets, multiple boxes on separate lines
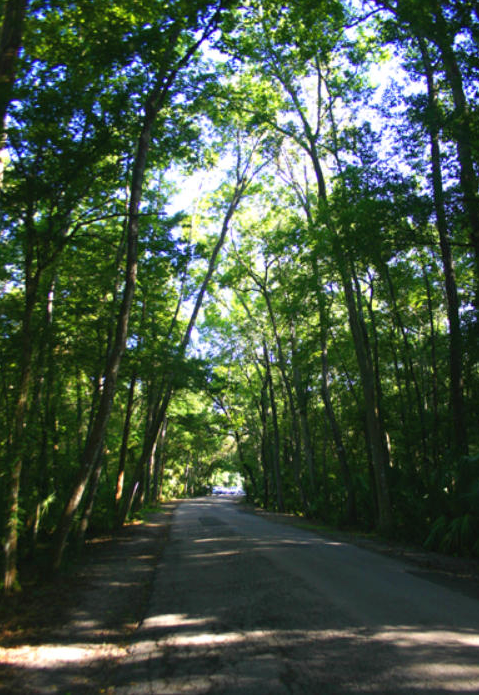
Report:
118,125,263,524
2,0,479,592
0,0,28,183
51,0,234,571
372,0,479,301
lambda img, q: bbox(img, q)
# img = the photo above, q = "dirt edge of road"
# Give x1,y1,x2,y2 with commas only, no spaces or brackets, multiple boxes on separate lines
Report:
1,497,478,693
0,501,178,694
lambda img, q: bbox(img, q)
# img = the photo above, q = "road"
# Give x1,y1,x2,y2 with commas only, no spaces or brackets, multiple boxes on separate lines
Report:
113,497,479,694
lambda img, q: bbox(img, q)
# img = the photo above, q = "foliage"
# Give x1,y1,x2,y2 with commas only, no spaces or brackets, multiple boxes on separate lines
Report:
1,0,479,591
425,455,479,556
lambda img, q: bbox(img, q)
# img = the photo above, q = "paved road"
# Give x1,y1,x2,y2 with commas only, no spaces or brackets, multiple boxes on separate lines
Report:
113,497,479,694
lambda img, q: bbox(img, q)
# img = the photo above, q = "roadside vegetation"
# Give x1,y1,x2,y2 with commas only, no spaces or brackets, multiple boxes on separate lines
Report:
1,0,478,594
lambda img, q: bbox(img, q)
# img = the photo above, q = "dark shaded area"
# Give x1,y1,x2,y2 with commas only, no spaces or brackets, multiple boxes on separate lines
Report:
407,569,479,601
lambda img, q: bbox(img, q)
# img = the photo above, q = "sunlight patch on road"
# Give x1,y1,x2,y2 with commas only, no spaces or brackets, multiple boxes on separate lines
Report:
142,612,216,630
167,630,246,646
322,540,345,546
187,548,241,558
0,642,126,668
374,627,479,648
370,626,479,692
406,662,479,692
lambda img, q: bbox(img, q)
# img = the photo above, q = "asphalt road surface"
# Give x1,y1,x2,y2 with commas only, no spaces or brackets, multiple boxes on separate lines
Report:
113,497,479,694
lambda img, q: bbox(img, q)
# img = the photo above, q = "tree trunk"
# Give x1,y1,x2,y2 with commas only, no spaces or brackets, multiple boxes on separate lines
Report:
379,260,430,477
51,93,157,570
318,323,357,524
152,416,168,503
262,288,309,514
30,277,56,552
418,35,468,457
263,340,284,512
157,450,167,503
340,262,392,535
75,446,105,550
119,386,173,525
290,334,317,495
311,257,357,524
259,374,270,509
0,0,28,184
132,379,160,510
3,241,39,592
422,262,440,472
320,410,330,512
388,331,414,469
362,271,397,474
115,372,137,514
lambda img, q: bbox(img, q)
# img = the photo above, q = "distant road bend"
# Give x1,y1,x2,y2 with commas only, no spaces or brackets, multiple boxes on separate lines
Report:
113,497,479,694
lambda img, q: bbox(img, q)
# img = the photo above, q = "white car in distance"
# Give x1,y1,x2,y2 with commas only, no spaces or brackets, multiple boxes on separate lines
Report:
212,486,245,496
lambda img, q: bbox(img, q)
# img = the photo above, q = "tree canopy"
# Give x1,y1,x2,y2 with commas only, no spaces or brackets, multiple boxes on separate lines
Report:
1,0,478,593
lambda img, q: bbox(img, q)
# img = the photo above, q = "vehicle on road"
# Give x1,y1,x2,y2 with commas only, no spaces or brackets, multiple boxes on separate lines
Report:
211,485,245,496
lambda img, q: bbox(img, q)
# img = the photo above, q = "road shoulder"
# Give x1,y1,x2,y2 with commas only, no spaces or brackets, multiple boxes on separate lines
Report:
0,502,177,694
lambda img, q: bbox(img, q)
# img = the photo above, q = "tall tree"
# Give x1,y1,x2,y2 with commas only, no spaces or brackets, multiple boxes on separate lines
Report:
0,0,28,183
51,0,232,570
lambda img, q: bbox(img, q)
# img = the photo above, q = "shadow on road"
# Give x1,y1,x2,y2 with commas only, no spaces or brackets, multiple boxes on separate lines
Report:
111,499,479,694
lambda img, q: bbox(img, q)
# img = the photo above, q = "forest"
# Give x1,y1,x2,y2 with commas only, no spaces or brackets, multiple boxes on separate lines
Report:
0,0,478,594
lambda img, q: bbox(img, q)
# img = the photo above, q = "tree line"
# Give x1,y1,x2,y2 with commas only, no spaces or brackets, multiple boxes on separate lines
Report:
1,0,478,594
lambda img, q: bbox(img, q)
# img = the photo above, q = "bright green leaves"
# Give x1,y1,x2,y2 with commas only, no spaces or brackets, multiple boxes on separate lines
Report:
1,0,479,579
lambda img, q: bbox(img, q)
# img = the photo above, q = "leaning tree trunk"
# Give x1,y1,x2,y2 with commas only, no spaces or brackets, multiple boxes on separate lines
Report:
51,7,226,570
152,416,168,503
114,372,137,516
75,445,105,551
51,93,157,571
